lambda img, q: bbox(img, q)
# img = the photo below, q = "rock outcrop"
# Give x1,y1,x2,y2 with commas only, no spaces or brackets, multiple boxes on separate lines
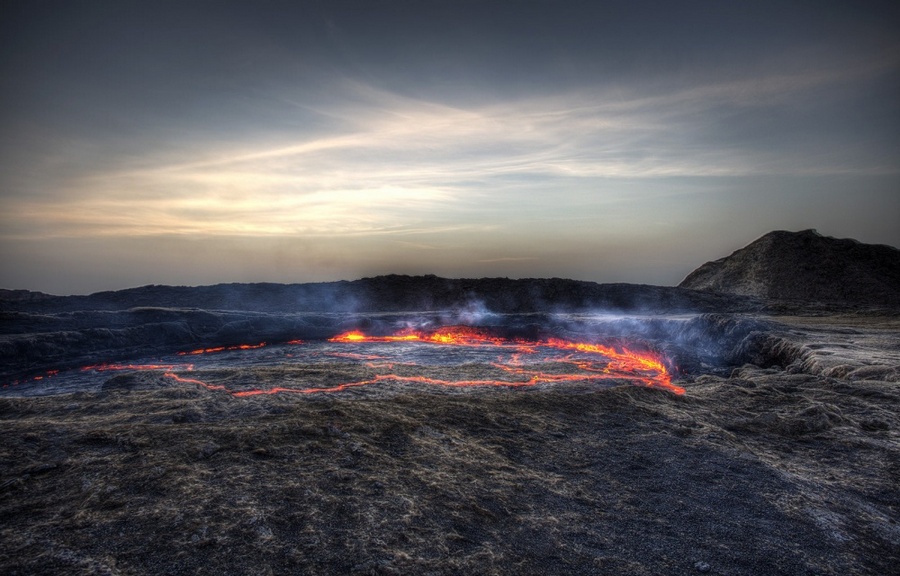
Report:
679,230,900,306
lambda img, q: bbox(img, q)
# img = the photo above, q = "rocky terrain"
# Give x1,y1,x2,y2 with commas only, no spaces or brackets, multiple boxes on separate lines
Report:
0,276,763,385
1,230,899,575
680,229,900,307
0,275,759,315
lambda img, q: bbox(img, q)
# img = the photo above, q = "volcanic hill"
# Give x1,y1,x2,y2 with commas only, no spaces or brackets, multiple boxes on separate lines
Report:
679,229,900,307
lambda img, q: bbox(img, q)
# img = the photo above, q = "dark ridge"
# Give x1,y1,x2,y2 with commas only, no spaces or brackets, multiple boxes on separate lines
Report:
679,229,900,307
0,288,56,302
0,275,761,314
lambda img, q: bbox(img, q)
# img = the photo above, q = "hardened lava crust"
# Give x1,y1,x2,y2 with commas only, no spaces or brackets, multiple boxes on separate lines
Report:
1,313,899,575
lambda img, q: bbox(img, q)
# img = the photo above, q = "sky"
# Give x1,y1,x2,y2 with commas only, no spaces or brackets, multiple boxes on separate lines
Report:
1,0,898,295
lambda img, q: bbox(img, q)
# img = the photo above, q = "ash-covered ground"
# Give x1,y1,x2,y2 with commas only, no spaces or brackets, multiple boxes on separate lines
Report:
4,230,900,575
1,307,899,575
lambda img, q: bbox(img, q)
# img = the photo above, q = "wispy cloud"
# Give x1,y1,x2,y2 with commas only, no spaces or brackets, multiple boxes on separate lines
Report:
3,50,897,241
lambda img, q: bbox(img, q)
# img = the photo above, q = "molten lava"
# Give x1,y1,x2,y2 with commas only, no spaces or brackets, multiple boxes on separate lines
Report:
6,327,683,396
178,342,268,355
322,327,681,394
328,326,507,346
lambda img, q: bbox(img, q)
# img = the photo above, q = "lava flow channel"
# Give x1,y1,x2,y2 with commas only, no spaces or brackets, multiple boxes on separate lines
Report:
10,328,683,396
177,342,269,355
321,327,683,395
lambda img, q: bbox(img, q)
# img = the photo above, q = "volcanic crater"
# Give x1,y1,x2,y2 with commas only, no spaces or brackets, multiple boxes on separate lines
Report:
2,230,899,575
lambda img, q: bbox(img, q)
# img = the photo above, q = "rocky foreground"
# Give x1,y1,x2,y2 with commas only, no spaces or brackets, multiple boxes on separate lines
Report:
3,230,899,574
2,314,899,576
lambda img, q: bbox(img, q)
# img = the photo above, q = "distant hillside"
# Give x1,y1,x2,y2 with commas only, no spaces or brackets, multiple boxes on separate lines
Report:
1,275,759,314
679,230,900,306
0,289,56,303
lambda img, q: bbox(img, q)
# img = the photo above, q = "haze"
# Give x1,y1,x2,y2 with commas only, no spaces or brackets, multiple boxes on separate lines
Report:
1,1,898,295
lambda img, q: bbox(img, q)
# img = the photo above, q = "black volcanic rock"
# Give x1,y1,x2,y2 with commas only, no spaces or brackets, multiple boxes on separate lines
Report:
1,275,760,315
0,276,762,376
679,230,900,307
0,289,56,303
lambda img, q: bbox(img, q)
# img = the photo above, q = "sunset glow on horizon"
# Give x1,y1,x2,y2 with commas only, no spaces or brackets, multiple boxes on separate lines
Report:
1,1,898,294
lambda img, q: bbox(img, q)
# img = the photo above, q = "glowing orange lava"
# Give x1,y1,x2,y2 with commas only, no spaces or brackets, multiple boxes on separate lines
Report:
177,342,268,355
328,326,508,346
9,327,683,397
323,327,682,395
6,367,64,387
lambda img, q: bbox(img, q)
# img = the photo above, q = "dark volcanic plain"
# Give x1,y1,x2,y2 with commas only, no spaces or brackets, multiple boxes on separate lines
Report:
2,231,899,575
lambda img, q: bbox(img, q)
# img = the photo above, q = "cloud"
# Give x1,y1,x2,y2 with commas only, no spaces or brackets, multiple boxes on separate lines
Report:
2,49,897,242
